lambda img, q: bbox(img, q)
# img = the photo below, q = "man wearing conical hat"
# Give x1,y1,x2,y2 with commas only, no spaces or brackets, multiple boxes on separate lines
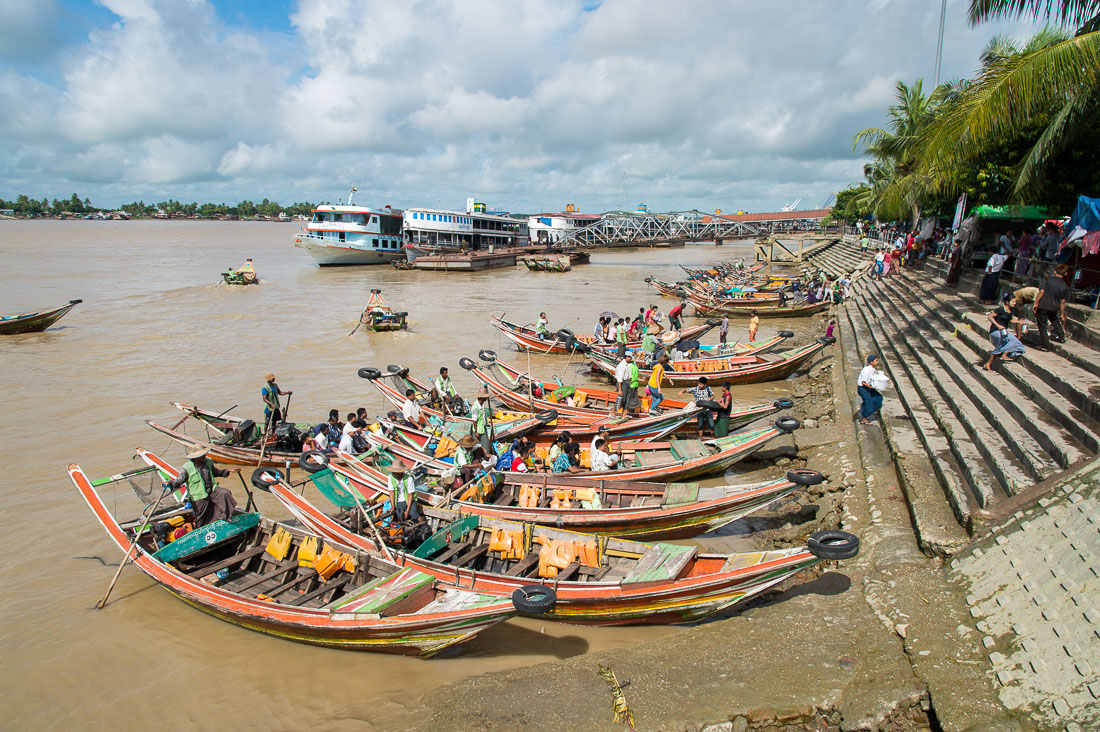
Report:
468,385,495,454
165,445,241,527
262,372,292,427
386,461,420,522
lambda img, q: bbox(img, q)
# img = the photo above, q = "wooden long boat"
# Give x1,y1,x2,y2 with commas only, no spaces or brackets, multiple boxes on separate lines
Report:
146,420,298,467
584,332,793,361
0,299,82,335
69,462,521,656
309,447,823,541
689,297,831,318
585,339,831,387
262,468,859,626
489,315,718,355
360,367,699,442
363,419,798,483
467,355,795,430
645,277,689,297
359,289,407,331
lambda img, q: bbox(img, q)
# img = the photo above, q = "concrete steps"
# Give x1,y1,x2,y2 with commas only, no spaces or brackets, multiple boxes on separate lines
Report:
887,276,1095,469
843,297,978,533
899,274,1100,454
866,278,1062,487
853,283,1012,506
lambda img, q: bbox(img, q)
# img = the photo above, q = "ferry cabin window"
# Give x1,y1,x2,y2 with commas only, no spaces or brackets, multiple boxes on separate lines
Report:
373,239,379,247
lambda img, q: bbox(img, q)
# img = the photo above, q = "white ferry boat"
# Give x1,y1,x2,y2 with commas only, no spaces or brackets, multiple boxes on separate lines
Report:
527,205,602,243
292,190,404,266
402,198,529,261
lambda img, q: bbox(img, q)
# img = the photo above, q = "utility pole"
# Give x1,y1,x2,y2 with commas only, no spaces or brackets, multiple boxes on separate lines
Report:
934,0,947,86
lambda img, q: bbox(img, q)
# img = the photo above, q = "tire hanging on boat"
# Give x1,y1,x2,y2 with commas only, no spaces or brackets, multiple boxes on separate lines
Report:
358,367,383,380
251,468,284,491
459,357,477,371
775,416,801,433
299,450,330,473
511,585,557,615
478,349,497,362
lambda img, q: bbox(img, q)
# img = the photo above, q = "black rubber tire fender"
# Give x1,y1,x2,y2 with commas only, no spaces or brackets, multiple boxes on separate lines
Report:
299,450,330,474
786,468,823,486
808,530,860,560
556,328,575,340
695,399,723,411
705,319,722,327
565,337,590,353
536,409,558,424
459,357,477,371
478,349,497,362
511,584,557,615
251,467,284,491
818,336,837,345
387,364,410,376
358,367,383,380
772,397,794,410
394,311,408,317
644,276,652,282
775,416,801,433
778,330,795,338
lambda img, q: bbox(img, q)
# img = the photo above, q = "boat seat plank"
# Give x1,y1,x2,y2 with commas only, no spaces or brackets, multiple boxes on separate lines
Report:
264,570,317,598
555,562,580,581
431,539,475,565
633,450,673,467
288,575,353,607
231,559,299,593
185,545,267,577
669,439,708,461
662,482,701,506
723,552,766,571
417,590,501,615
452,543,490,568
503,553,540,576
326,567,436,613
621,544,697,585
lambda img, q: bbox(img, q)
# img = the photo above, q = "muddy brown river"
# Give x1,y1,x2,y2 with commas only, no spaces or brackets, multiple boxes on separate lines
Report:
0,220,824,729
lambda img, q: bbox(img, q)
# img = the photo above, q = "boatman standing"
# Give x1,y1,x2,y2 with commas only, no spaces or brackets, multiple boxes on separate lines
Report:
386,461,420,522
166,446,241,527
470,385,495,454
262,373,291,427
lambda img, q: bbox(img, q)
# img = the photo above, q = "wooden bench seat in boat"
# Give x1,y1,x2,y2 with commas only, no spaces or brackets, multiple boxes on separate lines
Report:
621,543,697,586
326,567,435,616
669,439,708,461
632,450,673,467
662,482,700,506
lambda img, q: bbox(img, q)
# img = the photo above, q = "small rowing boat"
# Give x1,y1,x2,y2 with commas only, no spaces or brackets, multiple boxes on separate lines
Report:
0,299,82,335
688,297,830,318
359,289,407,331
70,461,525,655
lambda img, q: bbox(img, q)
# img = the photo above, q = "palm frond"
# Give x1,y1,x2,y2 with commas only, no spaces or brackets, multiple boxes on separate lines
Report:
969,0,1100,27
1012,87,1098,196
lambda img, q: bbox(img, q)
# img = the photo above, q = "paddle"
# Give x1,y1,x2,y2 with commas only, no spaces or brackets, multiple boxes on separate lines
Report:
96,483,172,609
348,313,364,337
236,471,257,512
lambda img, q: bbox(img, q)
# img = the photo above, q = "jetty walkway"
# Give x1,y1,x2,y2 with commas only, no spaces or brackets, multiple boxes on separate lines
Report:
807,235,1100,730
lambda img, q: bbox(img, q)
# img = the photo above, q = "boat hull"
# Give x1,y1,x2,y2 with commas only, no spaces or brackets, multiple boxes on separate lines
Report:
293,235,406,266
0,300,81,335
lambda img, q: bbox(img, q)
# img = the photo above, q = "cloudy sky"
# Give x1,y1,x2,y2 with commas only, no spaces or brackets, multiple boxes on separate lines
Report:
0,0,1040,213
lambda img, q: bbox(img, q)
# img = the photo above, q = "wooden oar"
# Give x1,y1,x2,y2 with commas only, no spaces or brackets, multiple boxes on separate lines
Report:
236,471,257,512
96,484,172,609
348,309,366,337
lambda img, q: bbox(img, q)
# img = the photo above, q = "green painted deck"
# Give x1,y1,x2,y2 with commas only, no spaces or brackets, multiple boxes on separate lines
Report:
621,543,697,585
662,482,700,506
152,512,260,563
327,567,435,614
411,514,480,558
669,439,708,461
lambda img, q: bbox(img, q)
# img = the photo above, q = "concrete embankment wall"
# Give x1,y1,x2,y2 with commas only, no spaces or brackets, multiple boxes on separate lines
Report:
820,235,1100,731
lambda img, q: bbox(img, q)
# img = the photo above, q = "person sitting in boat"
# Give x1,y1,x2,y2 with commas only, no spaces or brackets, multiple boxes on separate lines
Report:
401,389,425,428
551,441,585,474
386,461,420,523
454,434,492,486
165,446,241,527
590,437,621,471
436,366,458,398
535,312,550,340
547,431,572,466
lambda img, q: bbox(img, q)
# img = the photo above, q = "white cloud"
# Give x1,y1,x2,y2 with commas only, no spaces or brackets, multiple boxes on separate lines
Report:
0,0,1046,211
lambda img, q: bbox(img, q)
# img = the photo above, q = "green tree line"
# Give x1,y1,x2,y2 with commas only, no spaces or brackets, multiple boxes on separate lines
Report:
837,0,1099,224
1,194,320,218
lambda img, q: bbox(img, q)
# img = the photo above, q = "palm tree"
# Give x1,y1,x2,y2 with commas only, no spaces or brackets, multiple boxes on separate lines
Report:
918,1,1100,200
852,80,949,223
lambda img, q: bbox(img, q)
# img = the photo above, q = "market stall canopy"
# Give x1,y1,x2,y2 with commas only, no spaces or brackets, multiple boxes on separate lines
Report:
969,204,1050,220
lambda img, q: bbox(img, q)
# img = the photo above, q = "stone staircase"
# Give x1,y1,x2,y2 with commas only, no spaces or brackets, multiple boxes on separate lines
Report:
828,237,1100,550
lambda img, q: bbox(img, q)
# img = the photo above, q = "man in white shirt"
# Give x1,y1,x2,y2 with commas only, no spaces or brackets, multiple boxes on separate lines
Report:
857,355,883,425
338,421,364,452
614,356,631,413
401,389,424,427
590,437,619,471
590,425,611,453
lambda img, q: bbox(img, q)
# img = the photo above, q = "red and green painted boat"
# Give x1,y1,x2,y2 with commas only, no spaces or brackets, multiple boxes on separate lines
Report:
463,354,794,430
261,465,859,625
362,417,799,483
69,462,523,656
0,299,82,335
311,447,824,541
583,331,793,361
146,415,297,468
489,314,719,355
585,338,832,387
361,366,701,442
688,296,831,318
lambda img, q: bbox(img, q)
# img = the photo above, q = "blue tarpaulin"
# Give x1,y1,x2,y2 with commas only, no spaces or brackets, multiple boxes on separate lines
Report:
1066,196,1100,234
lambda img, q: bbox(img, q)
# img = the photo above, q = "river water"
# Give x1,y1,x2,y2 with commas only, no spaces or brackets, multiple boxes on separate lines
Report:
0,221,818,730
